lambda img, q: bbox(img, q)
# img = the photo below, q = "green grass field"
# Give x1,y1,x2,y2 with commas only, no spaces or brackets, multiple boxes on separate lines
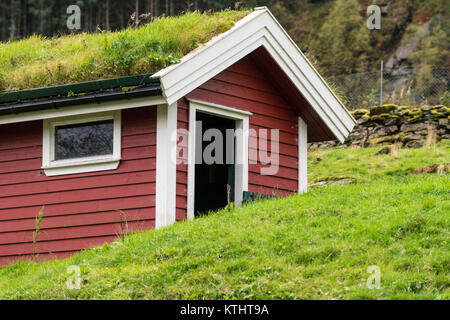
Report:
0,141,448,300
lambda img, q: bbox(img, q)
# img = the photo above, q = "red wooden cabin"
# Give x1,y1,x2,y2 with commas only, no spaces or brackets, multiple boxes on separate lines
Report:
0,8,355,265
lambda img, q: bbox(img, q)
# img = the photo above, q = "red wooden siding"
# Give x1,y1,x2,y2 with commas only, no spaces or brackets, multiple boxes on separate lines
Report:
0,107,156,265
176,100,189,220
176,54,301,217
250,47,335,142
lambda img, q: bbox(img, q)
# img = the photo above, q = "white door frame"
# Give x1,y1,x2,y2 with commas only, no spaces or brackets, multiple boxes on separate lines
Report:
187,99,251,219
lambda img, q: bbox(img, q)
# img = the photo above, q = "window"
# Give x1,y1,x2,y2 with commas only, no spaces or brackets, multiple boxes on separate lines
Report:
42,111,121,176
55,120,114,160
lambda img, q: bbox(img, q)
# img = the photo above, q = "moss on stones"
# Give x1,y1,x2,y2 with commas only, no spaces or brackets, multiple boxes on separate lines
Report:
382,104,399,112
406,115,424,123
430,109,445,117
373,113,400,118
369,134,404,145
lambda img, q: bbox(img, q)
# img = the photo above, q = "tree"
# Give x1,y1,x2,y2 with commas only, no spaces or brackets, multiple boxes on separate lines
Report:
410,17,449,103
313,0,370,76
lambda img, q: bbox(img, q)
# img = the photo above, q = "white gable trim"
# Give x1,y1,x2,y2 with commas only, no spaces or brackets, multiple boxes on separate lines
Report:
153,7,355,143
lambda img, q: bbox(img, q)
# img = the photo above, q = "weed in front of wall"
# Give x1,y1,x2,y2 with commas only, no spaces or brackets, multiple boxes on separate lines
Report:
32,206,45,260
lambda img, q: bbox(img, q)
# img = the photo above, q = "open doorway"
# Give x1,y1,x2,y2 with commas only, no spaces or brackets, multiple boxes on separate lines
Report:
194,112,235,216
187,99,250,220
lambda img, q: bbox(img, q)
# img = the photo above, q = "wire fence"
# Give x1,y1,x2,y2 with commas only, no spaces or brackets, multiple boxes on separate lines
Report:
332,67,449,110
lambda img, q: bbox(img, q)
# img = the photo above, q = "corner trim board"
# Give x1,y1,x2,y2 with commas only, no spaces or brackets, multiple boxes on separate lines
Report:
156,103,178,228
298,116,308,193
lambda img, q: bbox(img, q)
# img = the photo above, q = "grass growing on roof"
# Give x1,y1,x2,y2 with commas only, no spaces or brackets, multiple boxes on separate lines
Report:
0,10,250,92
0,142,448,299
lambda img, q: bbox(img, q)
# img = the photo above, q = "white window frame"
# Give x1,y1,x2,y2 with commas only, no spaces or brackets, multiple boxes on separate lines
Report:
42,110,122,176
187,99,250,220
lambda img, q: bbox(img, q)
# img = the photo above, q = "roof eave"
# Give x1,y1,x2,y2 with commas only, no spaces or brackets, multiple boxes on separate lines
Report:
0,85,162,116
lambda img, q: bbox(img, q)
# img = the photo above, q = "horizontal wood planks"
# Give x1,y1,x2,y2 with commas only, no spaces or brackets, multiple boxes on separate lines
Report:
176,99,189,220
0,107,157,264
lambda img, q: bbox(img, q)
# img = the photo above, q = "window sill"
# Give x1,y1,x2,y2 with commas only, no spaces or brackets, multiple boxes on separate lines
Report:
42,157,121,176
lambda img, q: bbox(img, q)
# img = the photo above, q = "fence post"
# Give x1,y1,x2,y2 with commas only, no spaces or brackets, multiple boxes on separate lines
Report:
380,60,383,107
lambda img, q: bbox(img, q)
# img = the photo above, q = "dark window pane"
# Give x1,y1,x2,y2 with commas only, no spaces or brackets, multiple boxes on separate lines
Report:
55,120,114,160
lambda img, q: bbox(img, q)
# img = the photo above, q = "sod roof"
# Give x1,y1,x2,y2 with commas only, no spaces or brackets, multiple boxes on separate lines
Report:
0,10,250,94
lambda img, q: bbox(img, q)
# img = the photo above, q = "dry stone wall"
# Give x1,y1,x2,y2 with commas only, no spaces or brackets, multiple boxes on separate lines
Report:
309,105,450,150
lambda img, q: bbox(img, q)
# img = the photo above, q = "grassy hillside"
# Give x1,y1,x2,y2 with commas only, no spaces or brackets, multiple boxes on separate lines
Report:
0,141,448,300
308,142,450,184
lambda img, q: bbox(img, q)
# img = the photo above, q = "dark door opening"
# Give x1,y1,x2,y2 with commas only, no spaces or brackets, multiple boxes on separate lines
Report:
194,112,235,216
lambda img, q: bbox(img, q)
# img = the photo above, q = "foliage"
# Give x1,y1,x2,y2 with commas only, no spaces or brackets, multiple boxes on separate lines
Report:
410,16,449,102
0,141,448,300
440,91,450,106
413,65,437,100
0,0,448,108
32,207,45,258
313,0,370,76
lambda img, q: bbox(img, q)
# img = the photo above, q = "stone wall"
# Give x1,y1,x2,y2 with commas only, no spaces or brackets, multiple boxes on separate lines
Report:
309,105,450,150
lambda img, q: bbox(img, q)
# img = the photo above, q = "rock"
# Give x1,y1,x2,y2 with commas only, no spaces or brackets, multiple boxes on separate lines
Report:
438,119,448,128
374,128,387,136
376,146,391,155
351,109,369,119
310,177,356,188
371,114,399,125
369,134,401,145
376,144,402,155
400,122,428,132
350,139,365,146
370,104,398,116
437,128,448,136
385,125,399,134
412,163,449,175
405,139,426,148
309,181,328,188
348,131,366,141
357,117,369,125
403,133,423,142
385,18,431,69
331,178,355,186
384,118,400,126
368,126,378,133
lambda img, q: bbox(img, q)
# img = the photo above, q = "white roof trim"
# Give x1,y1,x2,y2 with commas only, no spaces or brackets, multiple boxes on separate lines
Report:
0,95,165,125
153,7,355,143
